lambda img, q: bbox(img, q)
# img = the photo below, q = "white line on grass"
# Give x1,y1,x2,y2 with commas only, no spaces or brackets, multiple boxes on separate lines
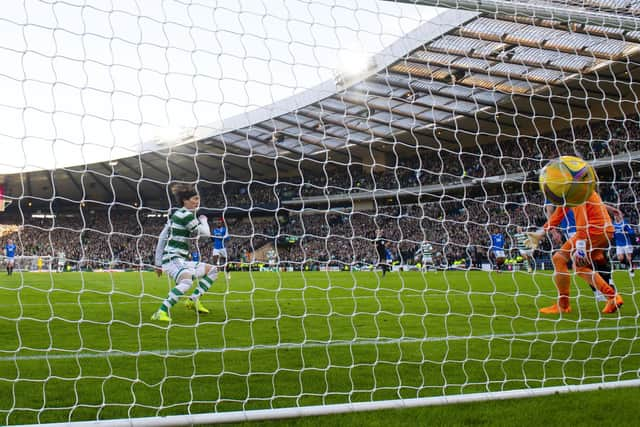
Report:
1,325,636,362
0,290,563,307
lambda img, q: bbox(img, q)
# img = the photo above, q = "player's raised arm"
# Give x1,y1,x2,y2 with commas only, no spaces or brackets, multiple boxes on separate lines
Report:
603,202,623,219
197,215,211,237
154,221,170,276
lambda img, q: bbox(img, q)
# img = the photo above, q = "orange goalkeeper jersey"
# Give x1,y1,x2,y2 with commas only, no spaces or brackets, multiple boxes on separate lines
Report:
544,191,613,239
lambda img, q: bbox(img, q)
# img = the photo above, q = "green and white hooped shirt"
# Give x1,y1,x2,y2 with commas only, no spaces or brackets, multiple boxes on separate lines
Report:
161,208,202,264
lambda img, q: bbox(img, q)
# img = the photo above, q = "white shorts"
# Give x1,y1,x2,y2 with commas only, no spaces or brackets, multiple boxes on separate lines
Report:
212,248,228,258
616,245,634,256
162,258,210,282
422,256,433,264
519,249,533,257
6,257,14,265
492,250,505,259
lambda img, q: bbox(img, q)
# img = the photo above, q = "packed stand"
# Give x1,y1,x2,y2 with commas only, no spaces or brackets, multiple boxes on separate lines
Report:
2,119,639,270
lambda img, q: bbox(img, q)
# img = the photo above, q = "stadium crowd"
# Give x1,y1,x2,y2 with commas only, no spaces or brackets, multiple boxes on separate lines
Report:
3,119,639,270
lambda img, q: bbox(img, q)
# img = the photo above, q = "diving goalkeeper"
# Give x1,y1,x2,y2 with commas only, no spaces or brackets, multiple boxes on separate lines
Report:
526,190,623,314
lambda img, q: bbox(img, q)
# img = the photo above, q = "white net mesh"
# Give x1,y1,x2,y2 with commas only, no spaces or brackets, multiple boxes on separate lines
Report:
1,0,639,425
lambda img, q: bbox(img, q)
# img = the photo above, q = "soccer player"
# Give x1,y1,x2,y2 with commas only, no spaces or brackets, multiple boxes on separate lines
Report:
267,248,277,271
513,227,533,273
612,212,635,277
211,218,231,280
374,229,390,277
57,251,66,273
240,248,249,264
545,202,612,302
385,245,394,269
414,241,434,272
434,251,445,269
489,229,506,272
526,190,623,314
151,184,218,322
4,239,16,275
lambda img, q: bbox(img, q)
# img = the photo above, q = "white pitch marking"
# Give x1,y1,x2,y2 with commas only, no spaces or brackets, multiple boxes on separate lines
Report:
1,325,636,362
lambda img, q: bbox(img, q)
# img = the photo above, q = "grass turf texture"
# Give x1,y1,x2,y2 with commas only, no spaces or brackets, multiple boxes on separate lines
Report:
0,270,638,425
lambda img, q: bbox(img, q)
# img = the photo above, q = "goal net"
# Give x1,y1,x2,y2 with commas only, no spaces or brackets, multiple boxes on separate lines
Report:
1,0,639,425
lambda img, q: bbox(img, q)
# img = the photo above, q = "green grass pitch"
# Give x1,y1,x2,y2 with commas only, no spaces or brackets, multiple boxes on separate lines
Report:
0,269,638,425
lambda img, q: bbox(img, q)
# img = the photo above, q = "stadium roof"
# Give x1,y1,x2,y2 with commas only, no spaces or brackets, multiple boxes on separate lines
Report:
3,7,640,211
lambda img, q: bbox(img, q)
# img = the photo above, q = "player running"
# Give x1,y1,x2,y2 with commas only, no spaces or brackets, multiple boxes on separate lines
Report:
151,184,219,322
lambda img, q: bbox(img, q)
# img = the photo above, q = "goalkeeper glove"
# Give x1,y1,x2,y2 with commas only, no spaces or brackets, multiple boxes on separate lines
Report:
524,229,545,249
573,239,589,267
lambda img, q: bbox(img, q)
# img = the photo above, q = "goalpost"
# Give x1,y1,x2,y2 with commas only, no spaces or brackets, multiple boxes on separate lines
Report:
1,0,640,425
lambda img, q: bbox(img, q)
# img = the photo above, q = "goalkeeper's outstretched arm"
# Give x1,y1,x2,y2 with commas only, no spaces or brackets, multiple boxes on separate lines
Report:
525,205,571,249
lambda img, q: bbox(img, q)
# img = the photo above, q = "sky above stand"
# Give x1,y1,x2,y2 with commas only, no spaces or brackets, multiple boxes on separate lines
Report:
0,0,440,174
